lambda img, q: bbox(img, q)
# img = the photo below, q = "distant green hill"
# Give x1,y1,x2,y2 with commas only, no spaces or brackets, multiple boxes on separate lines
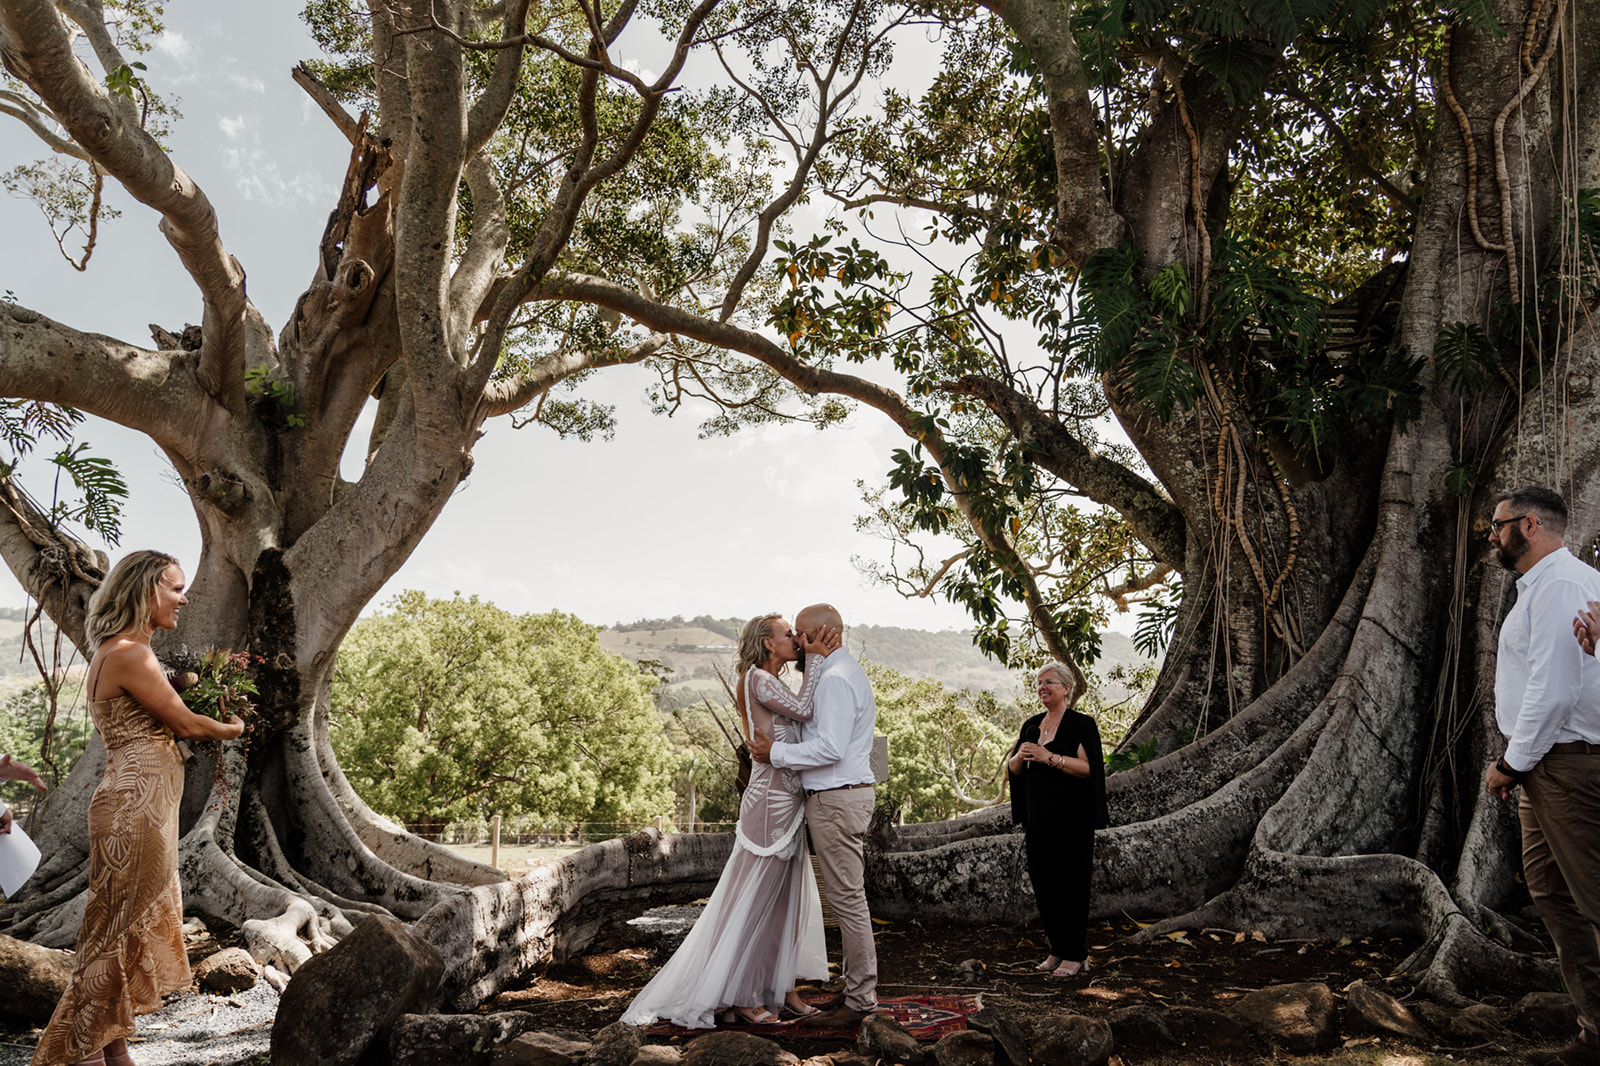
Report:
598,615,1153,706
0,607,79,678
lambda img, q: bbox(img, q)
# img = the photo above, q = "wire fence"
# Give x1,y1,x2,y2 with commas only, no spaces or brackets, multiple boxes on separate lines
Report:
407,816,738,847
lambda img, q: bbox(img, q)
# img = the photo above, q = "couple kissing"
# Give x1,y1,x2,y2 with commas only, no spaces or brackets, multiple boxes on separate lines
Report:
622,604,879,1031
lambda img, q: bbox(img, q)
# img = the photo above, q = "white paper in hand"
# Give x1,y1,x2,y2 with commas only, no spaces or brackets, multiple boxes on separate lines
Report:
0,822,42,897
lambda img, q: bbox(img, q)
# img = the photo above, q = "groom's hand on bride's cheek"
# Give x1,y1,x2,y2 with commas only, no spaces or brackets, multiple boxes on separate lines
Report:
749,727,774,763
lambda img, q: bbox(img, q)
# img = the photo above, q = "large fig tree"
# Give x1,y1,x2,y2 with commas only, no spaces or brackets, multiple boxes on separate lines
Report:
4,0,1599,1013
536,0,1600,1007
0,0,847,978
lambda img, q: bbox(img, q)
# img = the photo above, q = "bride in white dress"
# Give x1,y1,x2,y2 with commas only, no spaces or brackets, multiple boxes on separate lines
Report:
622,613,838,1029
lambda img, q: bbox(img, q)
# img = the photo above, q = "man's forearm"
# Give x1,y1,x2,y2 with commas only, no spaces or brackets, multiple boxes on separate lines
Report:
771,733,844,772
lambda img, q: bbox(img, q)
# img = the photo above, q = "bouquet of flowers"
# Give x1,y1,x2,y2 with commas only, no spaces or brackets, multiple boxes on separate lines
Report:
166,648,262,721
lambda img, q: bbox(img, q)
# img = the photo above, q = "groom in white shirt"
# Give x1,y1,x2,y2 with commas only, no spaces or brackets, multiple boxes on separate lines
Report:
748,603,879,1027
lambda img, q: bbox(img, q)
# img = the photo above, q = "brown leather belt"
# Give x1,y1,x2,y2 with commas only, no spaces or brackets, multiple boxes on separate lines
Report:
1548,741,1600,754
805,782,874,798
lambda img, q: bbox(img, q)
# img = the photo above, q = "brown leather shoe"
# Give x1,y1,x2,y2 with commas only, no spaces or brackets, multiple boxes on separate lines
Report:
800,1005,872,1028
808,993,846,1011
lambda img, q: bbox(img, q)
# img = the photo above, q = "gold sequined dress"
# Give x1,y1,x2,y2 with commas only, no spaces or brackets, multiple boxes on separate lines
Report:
31,694,191,1066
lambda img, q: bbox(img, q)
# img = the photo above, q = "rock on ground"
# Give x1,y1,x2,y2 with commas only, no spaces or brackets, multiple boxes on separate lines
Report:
1232,982,1337,1053
967,1005,1028,1066
631,1045,682,1066
0,933,73,1025
588,1021,643,1066
1343,979,1428,1042
931,1029,994,1066
193,947,261,994
270,913,443,1066
679,1031,800,1066
491,1030,593,1066
1029,1013,1113,1066
389,1011,555,1066
858,1011,928,1066
1508,991,1578,1041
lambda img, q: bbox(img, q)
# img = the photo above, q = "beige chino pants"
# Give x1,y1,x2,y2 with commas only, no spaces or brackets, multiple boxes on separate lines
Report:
806,787,878,1012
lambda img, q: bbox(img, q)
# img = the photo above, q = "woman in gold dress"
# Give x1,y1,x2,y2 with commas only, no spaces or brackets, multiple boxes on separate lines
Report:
32,552,245,1066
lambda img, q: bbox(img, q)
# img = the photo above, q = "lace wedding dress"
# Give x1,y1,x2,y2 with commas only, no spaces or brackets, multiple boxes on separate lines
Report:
622,666,828,1028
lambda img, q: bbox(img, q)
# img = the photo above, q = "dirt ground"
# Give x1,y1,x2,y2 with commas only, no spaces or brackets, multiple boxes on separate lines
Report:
490,912,1559,1066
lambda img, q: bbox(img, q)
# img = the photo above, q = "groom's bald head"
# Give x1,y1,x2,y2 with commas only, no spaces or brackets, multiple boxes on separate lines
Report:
796,603,843,635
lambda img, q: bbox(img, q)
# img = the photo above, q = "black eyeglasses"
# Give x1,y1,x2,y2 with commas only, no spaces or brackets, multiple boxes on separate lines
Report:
1490,514,1533,533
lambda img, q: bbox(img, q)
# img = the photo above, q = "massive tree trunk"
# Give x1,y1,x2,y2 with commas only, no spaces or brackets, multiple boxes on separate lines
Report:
523,0,1600,1013
0,0,691,972
846,0,1600,1009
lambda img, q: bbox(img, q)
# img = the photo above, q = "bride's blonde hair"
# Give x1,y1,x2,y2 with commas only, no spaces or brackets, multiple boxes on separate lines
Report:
85,550,181,651
736,613,786,676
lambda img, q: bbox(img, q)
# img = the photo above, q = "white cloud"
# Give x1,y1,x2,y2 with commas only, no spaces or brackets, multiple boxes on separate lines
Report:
154,32,193,63
225,72,267,94
214,117,334,207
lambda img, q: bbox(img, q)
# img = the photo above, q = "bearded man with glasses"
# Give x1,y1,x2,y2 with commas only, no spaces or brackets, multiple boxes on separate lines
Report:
1484,486,1600,1066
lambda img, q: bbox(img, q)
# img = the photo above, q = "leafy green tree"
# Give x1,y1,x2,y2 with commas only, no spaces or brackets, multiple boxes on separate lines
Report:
537,0,1600,1003
330,593,674,834
0,675,93,809
661,699,744,827
867,662,1022,824
3,0,1596,1008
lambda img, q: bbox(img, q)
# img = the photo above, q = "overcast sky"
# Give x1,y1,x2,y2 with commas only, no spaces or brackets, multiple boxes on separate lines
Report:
0,2,1105,640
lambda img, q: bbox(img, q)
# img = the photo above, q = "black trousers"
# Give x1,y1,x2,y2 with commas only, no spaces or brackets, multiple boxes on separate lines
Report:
1025,827,1094,961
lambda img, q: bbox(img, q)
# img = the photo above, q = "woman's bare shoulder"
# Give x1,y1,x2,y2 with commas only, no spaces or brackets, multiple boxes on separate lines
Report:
98,638,155,664
92,639,157,684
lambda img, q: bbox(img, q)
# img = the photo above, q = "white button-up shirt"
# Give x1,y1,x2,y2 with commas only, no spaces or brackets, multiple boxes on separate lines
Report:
1496,546,1600,772
769,648,877,792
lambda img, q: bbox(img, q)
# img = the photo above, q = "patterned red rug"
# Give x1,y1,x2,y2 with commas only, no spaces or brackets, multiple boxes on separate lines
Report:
642,994,982,1040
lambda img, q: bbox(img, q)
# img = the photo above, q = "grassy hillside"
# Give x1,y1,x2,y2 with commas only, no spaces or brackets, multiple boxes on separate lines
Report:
599,615,1153,706
0,607,81,679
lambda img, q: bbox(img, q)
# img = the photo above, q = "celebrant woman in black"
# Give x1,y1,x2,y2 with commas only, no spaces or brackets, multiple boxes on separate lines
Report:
1007,661,1108,976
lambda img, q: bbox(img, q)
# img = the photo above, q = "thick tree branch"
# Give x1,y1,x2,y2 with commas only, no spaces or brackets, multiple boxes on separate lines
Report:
943,373,1187,568
526,271,1078,664
481,334,668,418
464,0,529,156
449,154,511,344
292,63,363,145
0,0,252,409
976,0,1124,262
0,88,90,159
392,0,470,422
0,302,218,446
